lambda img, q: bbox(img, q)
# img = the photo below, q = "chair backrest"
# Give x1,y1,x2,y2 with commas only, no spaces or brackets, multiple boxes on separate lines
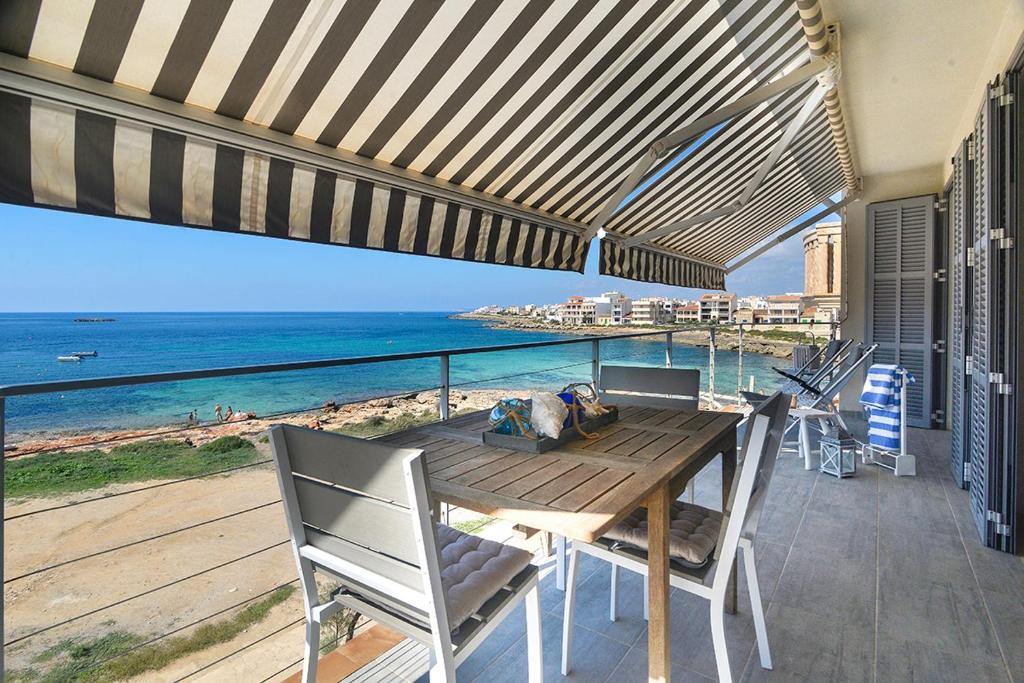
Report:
712,391,790,585
598,365,700,409
269,425,451,637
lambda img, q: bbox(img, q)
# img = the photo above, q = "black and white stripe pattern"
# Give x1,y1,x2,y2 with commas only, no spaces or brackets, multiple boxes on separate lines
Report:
0,93,586,271
0,1,813,218
600,240,725,291
604,81,843,267
0,0,846,288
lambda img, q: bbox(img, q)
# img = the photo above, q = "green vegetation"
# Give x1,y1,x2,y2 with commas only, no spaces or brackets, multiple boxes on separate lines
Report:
5,435,259,498
8,586,296,682
451,515,497,535
333,408,474,439
744,328,811,343
333,410,439,438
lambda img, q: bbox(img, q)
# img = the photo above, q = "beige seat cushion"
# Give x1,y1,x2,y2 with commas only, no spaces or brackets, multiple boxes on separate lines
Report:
603,501,723,568
436,524,532,627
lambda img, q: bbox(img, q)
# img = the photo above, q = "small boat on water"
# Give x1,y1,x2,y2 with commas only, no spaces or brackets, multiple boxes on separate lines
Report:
57,355,82,362
70,351,98,357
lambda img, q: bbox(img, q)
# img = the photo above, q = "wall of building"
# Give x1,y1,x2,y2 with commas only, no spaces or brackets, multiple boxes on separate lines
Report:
839,167,945,410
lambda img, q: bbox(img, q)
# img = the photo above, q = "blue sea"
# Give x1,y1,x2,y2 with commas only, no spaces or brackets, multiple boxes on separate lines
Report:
0,313,781,435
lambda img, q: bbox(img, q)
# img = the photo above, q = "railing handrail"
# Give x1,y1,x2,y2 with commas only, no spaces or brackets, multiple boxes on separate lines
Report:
0,327,687,398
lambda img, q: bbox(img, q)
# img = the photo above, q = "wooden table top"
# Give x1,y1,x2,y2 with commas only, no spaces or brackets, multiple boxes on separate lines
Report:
378,405,742,543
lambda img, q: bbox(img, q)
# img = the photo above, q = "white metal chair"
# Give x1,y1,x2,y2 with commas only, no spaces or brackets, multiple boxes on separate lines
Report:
560,392,790,683
547,365,703,592
269,425,543,683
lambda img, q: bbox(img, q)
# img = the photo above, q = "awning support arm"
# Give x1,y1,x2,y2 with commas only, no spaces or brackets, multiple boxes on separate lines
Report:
620,81,828,248
584,57,831,239
724,189,860,273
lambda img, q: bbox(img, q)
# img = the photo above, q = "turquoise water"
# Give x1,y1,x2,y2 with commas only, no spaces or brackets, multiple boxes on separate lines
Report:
0,313,780,434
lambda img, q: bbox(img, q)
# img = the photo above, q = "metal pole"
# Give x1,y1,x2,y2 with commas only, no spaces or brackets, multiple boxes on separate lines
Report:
665,332,673,368
708,327,717,407
439,355,450,420
591,340,600,387
1,396,5,679
736,324,744,397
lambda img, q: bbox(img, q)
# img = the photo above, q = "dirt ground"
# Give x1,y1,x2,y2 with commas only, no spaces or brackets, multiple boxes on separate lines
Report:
3,410,531,681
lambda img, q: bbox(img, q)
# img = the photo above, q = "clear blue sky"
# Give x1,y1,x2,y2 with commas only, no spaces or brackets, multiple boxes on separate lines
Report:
0,201,834,312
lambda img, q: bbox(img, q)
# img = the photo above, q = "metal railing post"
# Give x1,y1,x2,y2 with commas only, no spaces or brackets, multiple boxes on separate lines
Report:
1,395,5,678
708,326,717,406
591,340,600,387
439,355,450,420
665,332,673,367
736,324,744,396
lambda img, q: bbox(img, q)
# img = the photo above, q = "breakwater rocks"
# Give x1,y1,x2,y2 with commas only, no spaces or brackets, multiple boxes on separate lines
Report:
451,313,795,359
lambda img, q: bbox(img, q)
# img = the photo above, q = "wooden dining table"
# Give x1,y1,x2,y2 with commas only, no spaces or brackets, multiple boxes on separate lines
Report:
378,403,742,682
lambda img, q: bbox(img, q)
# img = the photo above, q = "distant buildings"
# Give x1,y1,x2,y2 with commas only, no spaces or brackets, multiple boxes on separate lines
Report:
698,293,737,323
765,294,803,323
631,297,679,325
676,302,700,323
473,220,842,327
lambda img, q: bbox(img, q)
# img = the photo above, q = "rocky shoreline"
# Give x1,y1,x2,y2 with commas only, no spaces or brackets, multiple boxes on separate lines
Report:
4,388,518,456
452,312,796,359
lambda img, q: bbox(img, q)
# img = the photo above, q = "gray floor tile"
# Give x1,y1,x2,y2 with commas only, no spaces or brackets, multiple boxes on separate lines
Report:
414,419,1024,683
473,611,628,683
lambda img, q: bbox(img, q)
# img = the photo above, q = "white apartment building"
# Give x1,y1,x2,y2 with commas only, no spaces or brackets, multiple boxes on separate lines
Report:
676,303,700,322
592,291,632,325
699,292,737,322
632,297,671,325
736,295,769,311
765,294,803,323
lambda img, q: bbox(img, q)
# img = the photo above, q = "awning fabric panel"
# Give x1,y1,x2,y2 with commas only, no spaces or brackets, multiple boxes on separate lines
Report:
601,82,843,270
599,241,725,291
0,0,803,223
0,0,849,287
0,93,586,271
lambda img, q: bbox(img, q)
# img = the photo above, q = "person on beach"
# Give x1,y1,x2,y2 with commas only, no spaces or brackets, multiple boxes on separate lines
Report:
224,405,234,421
186,410,196,425
215,404,223,422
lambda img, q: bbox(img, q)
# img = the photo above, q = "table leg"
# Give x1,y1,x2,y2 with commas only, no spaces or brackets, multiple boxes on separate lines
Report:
646,484,671,683
721,437,738,614
799,416,814,470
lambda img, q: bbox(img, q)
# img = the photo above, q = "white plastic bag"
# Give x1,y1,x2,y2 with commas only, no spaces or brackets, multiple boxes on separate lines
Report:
530,392,568,439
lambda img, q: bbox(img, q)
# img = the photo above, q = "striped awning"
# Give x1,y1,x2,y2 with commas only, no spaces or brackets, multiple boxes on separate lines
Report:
0,0,854,286
603,80,844,266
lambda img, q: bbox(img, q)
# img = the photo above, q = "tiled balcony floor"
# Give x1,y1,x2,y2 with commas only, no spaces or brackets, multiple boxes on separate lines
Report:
343,416,1024,682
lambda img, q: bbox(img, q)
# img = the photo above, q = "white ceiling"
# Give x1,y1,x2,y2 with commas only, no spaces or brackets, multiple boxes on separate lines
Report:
820,0,1024,180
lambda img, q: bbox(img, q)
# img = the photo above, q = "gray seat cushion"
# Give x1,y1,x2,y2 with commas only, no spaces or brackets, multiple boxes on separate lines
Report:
603,501,723,568
436,524,532,627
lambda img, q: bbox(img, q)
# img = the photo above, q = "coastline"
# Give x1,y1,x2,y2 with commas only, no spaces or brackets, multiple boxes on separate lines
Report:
4,388,516,455
450,312,798,360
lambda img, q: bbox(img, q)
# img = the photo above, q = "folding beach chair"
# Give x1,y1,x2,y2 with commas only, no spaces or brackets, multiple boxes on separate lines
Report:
740,338,853,406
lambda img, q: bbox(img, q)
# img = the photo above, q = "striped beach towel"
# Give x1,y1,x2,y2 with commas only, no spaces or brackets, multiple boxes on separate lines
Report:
859,364,915,450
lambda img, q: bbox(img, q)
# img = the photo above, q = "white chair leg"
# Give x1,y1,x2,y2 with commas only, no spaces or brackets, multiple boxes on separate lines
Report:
741,541,772,670
609,563,618,621
525,584,544,682
561,545,580,675
710,594,732,683
301,618,320,683
429,649,456,683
